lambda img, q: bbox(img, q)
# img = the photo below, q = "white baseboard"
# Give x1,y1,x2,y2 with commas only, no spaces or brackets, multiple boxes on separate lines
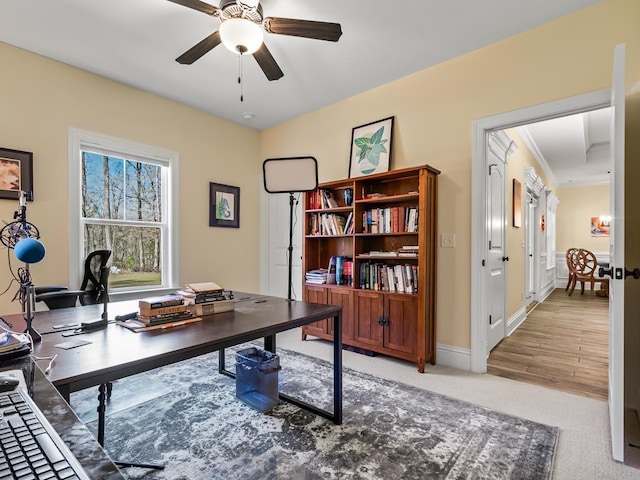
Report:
436,343,471,371
506,306,527,337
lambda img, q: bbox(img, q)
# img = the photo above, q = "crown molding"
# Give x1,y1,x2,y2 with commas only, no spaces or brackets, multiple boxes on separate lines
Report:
516,126,557,188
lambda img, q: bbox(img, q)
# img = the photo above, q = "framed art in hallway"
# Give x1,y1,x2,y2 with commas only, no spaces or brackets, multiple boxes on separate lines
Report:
590,216,610,237
0,147,33,201
209,182,240,228
512,179,522,228
348,116,394,178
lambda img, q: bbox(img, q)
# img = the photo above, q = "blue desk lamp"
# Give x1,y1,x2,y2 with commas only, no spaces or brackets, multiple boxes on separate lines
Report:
0,191,45,342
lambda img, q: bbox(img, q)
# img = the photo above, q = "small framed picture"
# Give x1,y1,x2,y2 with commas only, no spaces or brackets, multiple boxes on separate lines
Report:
512,179,522,228
0,147,33,201
209,182,240,228
348,116,394,178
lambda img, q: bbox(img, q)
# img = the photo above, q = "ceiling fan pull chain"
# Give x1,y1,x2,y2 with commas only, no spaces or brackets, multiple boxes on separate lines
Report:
238,53,244,102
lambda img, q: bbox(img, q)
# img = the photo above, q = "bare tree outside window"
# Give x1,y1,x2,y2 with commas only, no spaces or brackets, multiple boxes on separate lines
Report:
82,151,164,288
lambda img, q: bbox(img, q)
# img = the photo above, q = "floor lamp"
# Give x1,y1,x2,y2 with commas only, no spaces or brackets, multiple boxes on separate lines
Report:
263,157,318,302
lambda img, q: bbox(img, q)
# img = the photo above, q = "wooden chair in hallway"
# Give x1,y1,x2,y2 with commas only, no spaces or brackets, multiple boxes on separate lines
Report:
567,248,598,296
565,248,579,292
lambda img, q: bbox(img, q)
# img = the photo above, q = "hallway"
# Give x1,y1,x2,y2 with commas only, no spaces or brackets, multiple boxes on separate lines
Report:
487,288,609,400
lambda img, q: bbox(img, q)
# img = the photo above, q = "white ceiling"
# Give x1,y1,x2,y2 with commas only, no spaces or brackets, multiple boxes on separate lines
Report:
1,0,608,186
0,0,602,132
519,108,611,188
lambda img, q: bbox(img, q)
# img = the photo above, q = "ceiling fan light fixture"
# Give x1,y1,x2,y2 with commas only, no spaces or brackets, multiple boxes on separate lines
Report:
220,17,264,55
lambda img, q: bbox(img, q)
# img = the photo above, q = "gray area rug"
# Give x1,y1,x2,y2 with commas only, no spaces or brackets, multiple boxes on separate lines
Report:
70,347,558,480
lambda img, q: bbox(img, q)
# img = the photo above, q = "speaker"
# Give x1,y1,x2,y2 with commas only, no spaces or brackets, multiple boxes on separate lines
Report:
263,157,318,193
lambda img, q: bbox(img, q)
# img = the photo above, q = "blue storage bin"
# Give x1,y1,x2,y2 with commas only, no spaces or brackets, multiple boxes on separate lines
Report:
235,347,280,412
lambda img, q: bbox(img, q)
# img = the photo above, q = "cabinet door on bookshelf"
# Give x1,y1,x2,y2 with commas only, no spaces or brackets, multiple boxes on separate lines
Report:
383,295,418,355
327,289,354,341
354,291,384,347
303,285,328,336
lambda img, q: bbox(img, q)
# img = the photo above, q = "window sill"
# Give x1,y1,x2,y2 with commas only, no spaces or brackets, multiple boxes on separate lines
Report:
110,287,178,303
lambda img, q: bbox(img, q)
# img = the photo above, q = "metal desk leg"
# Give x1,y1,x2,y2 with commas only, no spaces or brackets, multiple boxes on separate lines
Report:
219,349,227,374
264,335,276,353
96,384,107,446
333,310,343,425
96,383,165,470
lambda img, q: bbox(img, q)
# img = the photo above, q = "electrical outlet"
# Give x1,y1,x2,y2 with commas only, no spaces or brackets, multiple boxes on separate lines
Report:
441,234,455,248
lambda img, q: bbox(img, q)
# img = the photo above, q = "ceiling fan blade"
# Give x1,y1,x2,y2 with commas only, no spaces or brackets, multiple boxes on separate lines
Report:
176,31,222,64
264,17,342,42
253,44,284,81
167,0,218,16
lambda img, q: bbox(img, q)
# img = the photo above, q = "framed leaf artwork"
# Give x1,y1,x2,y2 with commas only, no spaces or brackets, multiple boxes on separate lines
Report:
209,182,240,228
348,116,394,178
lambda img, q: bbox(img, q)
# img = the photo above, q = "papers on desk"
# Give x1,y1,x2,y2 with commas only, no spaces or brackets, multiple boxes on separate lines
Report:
117,316,202,332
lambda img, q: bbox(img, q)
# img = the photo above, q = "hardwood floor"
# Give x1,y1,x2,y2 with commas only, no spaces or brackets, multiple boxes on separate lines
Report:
488,288,609,401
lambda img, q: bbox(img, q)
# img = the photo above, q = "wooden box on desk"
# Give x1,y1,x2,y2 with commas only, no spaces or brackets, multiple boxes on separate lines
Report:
190,300,235,316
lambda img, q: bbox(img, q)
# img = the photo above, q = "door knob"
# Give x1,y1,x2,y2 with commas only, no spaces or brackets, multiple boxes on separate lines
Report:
625,268,640,279
599,266,614,278
502,256,509,262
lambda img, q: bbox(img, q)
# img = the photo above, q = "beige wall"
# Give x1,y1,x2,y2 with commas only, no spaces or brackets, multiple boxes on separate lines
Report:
503,128,556,318
556,185,611,253
0,43,261,314
260,0,640,350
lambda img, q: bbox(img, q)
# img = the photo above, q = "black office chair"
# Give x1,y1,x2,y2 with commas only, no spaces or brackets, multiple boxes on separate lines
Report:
35,250,111,309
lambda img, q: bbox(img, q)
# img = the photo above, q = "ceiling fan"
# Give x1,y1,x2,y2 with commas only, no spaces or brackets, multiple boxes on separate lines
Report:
168,0,343,81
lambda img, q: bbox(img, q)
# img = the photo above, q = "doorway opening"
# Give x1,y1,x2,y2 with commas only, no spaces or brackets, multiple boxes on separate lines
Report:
470,88,611,374
484,108,612,401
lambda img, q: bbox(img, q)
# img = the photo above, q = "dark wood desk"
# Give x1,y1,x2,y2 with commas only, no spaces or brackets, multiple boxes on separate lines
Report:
5,294,343,443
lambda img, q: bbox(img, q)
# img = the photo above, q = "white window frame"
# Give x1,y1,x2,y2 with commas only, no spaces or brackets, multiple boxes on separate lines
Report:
68,128,180,298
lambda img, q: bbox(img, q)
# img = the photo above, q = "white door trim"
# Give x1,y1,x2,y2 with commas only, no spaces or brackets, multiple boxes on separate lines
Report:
471,89,611,373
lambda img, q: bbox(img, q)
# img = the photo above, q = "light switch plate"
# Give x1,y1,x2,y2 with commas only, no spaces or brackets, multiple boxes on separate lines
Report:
441,234,455,248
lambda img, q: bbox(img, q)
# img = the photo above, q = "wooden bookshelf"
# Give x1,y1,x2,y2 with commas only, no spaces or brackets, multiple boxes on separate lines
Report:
302,165,439,372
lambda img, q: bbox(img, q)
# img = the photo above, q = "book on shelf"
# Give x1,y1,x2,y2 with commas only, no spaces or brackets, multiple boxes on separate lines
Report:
138,294,184,309
358,262,419,293
368,251,398,257
321,189,339,208
326,256,352,286
363,192,385,199
117,316,202,333
327,256,336,284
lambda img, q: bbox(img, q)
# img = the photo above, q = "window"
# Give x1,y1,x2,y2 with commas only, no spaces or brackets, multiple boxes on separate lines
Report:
69,129,179,294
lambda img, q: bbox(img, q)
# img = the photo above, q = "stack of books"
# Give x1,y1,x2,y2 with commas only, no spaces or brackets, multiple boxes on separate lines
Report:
397,245,419,257
183,282,235,316
137,294,196,325
0,332,30,358
305,268,328,284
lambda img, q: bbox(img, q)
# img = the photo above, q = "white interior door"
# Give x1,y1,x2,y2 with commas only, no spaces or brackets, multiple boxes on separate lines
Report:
265,192,303,300
487,151,506,352
524,194,537,306
608,43,626,462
